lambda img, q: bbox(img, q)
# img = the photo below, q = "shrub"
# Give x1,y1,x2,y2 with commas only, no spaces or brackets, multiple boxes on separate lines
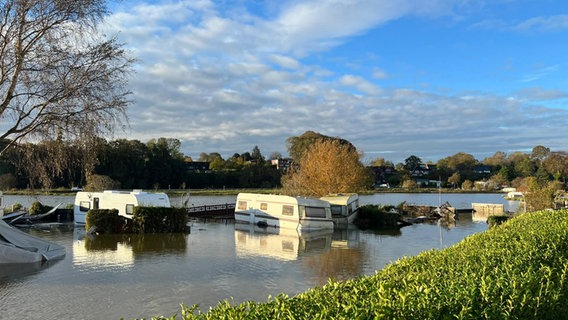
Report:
132,207,188,233
353,204,401,229
149,210,568,319
85,209,123,234
29,201,54,216
29,201,45,215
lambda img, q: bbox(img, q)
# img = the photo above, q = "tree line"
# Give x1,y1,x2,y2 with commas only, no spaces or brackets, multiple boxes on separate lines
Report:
1,132,567,198
372,145,567,192
0,137,282,191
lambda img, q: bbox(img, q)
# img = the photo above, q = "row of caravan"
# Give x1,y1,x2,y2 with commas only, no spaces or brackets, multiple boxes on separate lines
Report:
72,190,359,231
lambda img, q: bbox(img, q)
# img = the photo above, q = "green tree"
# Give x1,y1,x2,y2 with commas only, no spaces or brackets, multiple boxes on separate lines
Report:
524,178,556,211
448,172,461,188
0,0,134,155
145,138,186,189
482,151,508,168
404,155,423,173
461,179,473,190
530,145,550,164
251,145,265,163
370,157,393,167
543,152,568,181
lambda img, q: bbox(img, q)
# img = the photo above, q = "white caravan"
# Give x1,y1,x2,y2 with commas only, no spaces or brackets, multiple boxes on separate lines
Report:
320,193,360,226
234,193,334,231
73,190,171,225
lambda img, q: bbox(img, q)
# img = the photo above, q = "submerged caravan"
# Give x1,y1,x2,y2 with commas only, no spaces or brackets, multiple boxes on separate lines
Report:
73,190,171,225
235,193,334,231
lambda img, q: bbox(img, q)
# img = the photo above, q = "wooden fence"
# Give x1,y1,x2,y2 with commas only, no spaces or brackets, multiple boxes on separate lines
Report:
187,203,235,219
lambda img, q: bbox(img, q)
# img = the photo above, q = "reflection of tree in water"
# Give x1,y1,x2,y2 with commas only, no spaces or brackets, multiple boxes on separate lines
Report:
85,233,187,253
365,228,402,237
301,243,366,286
130,233,187,253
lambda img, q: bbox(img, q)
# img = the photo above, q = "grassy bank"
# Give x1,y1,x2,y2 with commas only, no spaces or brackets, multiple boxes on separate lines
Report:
146,210,568,319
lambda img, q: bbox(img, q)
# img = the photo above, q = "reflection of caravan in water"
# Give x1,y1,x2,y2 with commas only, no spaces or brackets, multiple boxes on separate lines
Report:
235,193,334,231
320,194,360,226
73,190,171,225
234,224,332,261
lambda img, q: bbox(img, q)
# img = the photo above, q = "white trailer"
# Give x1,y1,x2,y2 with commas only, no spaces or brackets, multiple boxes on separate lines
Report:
320,193,360,226
234,193,334,231
73,190,171,225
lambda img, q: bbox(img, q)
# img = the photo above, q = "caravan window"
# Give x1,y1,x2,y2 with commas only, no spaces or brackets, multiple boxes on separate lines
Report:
282,205,294,216
126,204,135,215
79,201,90,212
93,197,99,210
305,206,327,218
237,201,247,210
330,205,343,215
260,203,268,210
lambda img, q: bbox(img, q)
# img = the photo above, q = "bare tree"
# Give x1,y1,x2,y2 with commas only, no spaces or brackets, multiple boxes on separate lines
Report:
0,0,134,155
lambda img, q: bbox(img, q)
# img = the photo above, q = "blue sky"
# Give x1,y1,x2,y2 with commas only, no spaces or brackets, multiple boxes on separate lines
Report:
104,0,568,163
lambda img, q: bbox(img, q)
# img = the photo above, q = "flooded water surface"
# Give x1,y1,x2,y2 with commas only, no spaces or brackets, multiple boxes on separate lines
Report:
0,193,513,319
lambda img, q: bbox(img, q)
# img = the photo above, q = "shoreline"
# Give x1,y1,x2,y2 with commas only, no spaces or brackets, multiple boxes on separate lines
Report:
1,188,506,197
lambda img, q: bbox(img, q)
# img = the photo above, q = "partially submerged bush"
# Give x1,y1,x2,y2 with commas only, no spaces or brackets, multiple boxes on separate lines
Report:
353,204,401,229
132,207,189,233
29,201,54,215
85,209,125,234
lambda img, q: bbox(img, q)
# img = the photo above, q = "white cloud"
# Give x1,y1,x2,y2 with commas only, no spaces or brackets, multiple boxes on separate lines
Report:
514,14,568,32
99,0,568,163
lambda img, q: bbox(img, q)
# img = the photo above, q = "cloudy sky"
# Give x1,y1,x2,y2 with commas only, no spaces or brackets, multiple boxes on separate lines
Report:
104,0,568,164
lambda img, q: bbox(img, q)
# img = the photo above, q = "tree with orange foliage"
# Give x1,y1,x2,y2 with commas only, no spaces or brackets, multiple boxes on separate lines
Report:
282,139,372,197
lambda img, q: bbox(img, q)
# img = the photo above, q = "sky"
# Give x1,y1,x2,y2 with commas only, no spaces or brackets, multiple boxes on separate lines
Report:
103,0,568,164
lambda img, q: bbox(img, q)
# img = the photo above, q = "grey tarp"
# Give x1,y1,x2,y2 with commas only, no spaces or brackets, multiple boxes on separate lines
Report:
0,220,65,263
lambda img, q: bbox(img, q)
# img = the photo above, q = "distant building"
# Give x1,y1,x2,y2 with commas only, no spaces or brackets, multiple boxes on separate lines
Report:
473,165,491,174
271,158,293,172
185,161,210,172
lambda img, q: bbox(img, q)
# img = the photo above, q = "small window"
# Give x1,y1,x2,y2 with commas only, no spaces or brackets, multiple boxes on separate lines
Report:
93,197,99,210
282,205,294,216
260,203,268,210
305,206,327,218
330,205,342,215
238,200,247,210
125,204,135,215
80,201,90,212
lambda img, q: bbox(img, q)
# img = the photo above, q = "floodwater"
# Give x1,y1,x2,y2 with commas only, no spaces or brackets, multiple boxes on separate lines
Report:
0,193,515,320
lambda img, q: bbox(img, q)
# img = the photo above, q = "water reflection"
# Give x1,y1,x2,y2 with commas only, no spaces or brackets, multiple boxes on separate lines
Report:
234,223,333,261
0,260,61,280
234,223,373,284
73,228,187,270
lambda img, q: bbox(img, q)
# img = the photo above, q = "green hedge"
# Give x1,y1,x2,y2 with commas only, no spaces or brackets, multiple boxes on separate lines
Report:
85,209,123,234
148,209,568,319
132,207,189,233
353,204,401,229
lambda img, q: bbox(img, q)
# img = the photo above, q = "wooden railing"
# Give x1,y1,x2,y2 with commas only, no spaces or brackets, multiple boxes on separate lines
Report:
187,203,235,218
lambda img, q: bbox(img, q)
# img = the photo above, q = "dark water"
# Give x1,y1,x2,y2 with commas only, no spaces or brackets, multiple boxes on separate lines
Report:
0,193,511,319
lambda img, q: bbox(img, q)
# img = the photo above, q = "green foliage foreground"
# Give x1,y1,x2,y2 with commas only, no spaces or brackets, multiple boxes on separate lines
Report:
148,210,568,320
